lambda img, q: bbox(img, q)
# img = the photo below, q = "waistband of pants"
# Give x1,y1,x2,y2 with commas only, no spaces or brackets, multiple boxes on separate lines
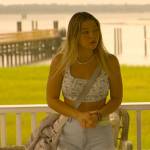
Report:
67,116,110,126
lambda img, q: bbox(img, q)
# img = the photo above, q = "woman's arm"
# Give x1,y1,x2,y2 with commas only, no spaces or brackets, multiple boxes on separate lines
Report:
46,54,94,127
46,54,80,118
93,54,123,117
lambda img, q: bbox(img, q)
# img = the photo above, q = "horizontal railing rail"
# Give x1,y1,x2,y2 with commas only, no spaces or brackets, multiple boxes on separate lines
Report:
0,102,150,150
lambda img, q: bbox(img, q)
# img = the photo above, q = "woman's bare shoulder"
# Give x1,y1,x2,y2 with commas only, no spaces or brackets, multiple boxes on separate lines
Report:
51,53,63,67
108,54,119,64
107,54,121,72
49,53,64,76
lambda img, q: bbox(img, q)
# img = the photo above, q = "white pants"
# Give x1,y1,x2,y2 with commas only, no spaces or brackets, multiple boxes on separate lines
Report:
57,118,115,150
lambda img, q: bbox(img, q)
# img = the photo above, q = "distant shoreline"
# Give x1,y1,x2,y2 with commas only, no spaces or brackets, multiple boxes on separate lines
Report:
0,4,150,14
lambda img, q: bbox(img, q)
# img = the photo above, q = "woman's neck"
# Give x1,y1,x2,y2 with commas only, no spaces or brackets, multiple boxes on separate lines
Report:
77,49,95,65
77,49,94,61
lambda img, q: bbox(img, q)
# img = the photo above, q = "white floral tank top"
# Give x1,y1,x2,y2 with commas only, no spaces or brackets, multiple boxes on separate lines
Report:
61,65,110,102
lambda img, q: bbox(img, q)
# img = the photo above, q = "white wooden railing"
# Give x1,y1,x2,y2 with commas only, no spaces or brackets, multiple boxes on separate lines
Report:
0,102,150,150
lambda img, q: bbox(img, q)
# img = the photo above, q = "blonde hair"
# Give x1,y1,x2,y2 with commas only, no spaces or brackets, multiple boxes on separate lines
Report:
52,12,110,77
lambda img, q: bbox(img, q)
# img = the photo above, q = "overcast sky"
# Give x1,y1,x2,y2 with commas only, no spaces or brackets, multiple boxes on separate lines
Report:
0,0,150,5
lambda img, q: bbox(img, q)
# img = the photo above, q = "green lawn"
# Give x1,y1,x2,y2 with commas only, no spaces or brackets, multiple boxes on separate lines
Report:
0,65,150,149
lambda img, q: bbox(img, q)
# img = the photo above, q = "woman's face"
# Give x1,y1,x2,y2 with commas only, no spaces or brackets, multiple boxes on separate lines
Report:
78,20,100,51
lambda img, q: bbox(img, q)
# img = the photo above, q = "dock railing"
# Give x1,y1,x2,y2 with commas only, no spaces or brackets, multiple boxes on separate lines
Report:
0,102,150,150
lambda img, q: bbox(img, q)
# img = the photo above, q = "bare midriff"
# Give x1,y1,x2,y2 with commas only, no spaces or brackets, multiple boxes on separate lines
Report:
64,98,106,112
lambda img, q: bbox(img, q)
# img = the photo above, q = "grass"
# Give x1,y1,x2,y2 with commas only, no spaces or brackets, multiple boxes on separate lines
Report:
0,65,150,149
0,66,49,104
121,65,150,102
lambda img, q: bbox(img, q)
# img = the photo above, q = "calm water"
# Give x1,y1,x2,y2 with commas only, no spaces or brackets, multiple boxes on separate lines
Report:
0,13,150,65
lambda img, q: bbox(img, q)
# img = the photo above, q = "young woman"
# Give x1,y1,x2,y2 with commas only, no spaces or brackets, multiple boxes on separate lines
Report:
46,12,123,150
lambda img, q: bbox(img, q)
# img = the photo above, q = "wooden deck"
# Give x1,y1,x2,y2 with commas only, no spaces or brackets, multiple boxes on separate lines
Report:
0,29,60,44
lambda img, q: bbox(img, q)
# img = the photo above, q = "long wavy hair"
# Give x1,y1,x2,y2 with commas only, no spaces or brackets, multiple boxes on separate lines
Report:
52,12,110,77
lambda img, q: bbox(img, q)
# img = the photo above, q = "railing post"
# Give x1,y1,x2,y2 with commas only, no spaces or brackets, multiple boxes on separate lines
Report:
114,27,122,56
53,20,59,31
16,113,22,146
136,110,142,150
143,25,147,57
0,113,6,147
17,21,22,32
31,113,37,132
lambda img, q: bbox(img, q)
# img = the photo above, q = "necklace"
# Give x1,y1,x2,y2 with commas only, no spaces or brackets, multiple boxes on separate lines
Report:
77,54,95,65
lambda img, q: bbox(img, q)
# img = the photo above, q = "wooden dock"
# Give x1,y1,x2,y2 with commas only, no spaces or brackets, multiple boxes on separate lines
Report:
0,29,62,67
0,29,59,43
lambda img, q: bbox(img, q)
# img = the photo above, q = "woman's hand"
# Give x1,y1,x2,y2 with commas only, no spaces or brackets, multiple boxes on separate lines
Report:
89,112,99,127
90,110,102,121
75,111,99,128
